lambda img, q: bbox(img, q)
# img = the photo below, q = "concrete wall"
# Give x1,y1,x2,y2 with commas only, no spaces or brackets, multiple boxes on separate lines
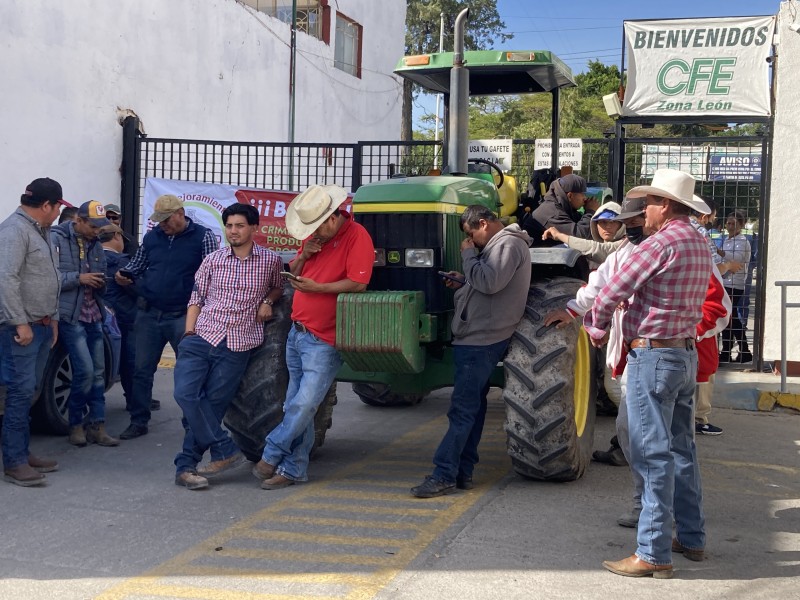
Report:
764,1,800,362
0,0,404,213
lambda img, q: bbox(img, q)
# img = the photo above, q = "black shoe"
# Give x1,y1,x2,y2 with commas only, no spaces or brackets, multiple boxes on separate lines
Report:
456,476,474,490
150,399,161,411
592,446,628,466
119,423,148,440
736,351,753,363
411,475,456,498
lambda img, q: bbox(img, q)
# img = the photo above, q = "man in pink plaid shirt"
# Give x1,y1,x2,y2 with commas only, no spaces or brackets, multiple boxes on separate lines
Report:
172,203,283,491
585,170,713,579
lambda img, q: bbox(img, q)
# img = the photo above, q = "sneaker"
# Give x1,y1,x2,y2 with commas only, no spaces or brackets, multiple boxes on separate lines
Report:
197,453,245,478
411,475,456,498
28,454,59,473
617,506,641,528
175,471,209,490
456,476,474,490
695,422,723,436
119,423,148,440
4,464,46,487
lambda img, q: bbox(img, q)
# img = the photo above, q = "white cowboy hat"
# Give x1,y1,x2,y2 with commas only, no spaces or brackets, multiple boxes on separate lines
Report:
627,169,710,215
285,184,349,240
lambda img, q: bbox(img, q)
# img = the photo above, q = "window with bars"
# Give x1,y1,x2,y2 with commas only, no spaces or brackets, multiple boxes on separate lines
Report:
242,0,325,41
334,13,362,78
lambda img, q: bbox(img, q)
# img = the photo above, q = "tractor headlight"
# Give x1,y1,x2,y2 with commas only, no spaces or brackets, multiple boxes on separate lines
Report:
373,248,386,267
405,248,434,267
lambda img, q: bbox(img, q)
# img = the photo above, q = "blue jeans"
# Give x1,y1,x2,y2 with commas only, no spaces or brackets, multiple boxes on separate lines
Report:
60,320,106,426
626,345,704,565
262,327,342,482
0,323,52,469
118,321,136,406
432,339,509,484
173,335,250,476
129,307,185,426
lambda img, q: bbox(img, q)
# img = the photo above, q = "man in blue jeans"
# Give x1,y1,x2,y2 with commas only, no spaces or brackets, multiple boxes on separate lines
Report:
51,200,119,447
173,203,283,490
0,178,65,486
411,205,532,498
115,195,218,439
251,184,374,490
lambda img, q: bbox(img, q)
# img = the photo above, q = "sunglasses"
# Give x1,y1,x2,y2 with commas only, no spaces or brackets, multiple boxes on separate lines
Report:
107,214,121,221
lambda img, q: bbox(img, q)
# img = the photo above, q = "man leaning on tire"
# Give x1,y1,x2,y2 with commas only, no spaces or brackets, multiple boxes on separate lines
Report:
411,205,532,498
251,184,374,491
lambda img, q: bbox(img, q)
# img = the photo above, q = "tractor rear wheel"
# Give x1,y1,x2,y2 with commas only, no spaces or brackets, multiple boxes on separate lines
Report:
224,288,337,462
503,277,597,481
352,382,424,407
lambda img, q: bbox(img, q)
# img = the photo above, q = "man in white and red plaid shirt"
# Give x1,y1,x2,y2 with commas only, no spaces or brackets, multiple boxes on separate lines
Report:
172,203,283,491
586,170,713,579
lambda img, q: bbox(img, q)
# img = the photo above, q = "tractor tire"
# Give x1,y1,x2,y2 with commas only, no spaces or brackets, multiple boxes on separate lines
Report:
352,382,424,407
224,288,337,462
503,277,597,482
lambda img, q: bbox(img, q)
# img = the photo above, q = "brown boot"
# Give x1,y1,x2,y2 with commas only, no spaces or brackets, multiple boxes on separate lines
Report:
86,423,120,447
4,463,46,487
28,454,59,473
69,425,87,447
251,460,275,481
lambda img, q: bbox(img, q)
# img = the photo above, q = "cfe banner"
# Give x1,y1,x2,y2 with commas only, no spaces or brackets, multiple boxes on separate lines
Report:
622,16,775,117
142,178,352,252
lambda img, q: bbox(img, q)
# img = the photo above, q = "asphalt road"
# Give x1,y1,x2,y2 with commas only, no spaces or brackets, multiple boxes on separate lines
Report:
1,368,799,600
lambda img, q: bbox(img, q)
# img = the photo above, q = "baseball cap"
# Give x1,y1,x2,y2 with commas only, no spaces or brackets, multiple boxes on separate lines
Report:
104,203,122,215
149,195,183,223
613,197,647,221
23,178,71,207
78,200,111,227
558,174,587,194
97,223,128,242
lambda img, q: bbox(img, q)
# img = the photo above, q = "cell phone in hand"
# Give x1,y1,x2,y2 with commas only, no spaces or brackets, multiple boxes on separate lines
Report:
280,271,300,281
118,269,134,280
438,271,466,284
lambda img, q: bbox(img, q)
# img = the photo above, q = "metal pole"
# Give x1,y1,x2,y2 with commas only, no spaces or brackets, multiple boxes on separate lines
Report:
288,0,298,189
780,284,787,393
433,12,444,167
550,88,560,172
447,8,470,175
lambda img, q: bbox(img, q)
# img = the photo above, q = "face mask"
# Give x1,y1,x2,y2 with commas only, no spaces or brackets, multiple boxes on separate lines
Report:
625,225,647,245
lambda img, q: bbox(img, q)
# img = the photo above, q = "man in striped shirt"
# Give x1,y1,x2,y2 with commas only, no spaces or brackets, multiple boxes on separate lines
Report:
585,169,713,579
172,203,283,490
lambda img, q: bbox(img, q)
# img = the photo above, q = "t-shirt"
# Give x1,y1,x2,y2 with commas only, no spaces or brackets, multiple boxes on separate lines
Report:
291,212,374,345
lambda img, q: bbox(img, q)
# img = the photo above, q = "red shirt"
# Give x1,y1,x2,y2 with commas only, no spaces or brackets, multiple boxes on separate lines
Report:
291,212,374,345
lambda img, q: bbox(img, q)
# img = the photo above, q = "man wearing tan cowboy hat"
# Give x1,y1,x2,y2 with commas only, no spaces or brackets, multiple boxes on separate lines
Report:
584,169,712,578
251,184,374,490
114,194,219,440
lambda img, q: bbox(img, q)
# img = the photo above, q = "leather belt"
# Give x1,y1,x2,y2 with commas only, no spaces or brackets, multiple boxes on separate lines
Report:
31,316,52,326
293,321,309,334
629,337,695,350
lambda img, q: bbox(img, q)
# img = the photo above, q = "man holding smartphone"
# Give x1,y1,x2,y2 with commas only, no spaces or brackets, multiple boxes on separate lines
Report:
251,184,374,490
51,200,119,447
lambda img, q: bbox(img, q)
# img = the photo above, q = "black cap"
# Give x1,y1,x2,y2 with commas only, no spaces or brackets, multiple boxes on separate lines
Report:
558,174,587,194
613,197,647,221
23,178,67,206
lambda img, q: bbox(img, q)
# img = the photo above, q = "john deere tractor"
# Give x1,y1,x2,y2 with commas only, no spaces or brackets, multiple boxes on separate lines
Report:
226,9,596,482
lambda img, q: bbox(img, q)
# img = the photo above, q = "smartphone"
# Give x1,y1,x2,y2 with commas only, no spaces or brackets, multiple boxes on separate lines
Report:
280,271,300,281
118,269,134,280
437,271,465,284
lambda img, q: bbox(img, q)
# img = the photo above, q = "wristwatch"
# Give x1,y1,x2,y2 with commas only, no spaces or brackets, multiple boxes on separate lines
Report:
262,298,274,306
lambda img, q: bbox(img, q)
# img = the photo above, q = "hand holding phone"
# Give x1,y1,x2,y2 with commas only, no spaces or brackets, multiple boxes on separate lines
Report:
118,269,134,280
438,271,466,284
280,271,300,281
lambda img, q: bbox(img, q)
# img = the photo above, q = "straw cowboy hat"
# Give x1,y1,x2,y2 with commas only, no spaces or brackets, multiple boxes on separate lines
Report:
286,184,349,240
627,169,710,215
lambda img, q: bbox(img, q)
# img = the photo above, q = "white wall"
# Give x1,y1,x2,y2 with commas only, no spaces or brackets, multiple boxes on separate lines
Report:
763,1,800,362
0,0,405,213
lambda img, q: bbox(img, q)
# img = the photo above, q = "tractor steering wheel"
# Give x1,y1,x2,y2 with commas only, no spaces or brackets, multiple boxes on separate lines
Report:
468,158,505,189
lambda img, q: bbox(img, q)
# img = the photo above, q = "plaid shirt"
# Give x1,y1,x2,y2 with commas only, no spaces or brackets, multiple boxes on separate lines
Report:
189,244,283,351
585,217,712,342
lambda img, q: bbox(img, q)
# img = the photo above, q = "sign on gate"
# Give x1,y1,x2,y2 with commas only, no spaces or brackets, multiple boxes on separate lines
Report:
623,16,775,117
708,147,762,182
468,139,513,169
641,145,708,180
533,138,583,170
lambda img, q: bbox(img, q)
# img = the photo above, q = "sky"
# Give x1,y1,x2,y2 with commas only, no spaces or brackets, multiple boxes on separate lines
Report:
413,0,782,127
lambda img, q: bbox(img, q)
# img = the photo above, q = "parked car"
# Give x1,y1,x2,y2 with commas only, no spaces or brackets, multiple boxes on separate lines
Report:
0,308,121,435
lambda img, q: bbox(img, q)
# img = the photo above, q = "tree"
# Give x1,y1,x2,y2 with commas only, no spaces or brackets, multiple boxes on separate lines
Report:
402,0,511,140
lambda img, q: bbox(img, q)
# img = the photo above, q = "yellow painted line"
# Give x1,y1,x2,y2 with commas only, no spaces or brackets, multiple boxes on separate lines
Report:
354,202,466,215
158,358,176,369
96,404,510,600
169,564,376,587
704,458,799,476
124,582,338,600
239,529,409,548
301,489,456,503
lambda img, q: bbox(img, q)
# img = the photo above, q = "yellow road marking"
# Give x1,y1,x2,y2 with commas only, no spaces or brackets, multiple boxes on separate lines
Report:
704,458,799,476
95,404,510,600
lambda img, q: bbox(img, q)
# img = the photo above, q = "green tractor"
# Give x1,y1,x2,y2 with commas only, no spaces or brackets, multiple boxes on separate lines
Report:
226,9,596,481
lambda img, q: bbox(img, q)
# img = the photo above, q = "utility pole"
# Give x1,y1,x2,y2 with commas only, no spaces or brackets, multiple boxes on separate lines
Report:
288,0,298,189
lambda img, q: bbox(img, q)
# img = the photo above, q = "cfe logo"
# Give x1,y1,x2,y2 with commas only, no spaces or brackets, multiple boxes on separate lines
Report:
657,58,736,96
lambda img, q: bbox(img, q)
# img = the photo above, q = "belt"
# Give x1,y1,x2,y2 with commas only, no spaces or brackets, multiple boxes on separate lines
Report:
629,337,695,350
31,316,52,326
293,321,309,334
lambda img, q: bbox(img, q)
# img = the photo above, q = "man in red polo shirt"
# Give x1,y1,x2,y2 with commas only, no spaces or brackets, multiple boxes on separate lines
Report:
252,184,374,490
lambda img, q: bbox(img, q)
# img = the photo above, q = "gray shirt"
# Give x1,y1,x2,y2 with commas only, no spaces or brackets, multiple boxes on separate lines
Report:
0,207,60,326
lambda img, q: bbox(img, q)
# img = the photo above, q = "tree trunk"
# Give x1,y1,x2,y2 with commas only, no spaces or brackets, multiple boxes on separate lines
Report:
401,79,414,141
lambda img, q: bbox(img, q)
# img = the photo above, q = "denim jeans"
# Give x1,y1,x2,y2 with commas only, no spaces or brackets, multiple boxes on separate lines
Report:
118,321,136,407
615,368,643,512
59,320,106,426
262,327,342,482
626,345,704,565
129,307,185,426
0,323,52,469
432,339,509,484
173,335,250,476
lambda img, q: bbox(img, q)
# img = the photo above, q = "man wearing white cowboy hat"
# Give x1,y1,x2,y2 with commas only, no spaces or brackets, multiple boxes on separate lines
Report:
252,184,374,490
584,168,713,578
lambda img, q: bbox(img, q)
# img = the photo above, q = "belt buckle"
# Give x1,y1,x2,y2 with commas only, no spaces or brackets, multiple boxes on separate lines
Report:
294,321,308,334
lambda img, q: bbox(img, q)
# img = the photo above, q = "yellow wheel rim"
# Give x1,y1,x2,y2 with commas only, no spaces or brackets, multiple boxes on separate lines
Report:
573,328,591,437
